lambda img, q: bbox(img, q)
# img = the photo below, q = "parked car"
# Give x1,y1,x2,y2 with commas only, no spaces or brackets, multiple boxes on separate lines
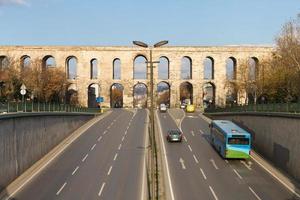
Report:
160,103,167,112
166,129,183,142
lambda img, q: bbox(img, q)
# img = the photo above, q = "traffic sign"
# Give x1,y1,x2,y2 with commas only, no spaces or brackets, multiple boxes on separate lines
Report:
96,97,104,103
20,84,27,90
20,89,26,95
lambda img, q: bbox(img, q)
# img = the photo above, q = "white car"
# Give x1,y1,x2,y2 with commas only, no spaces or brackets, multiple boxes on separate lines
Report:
159,104,167,112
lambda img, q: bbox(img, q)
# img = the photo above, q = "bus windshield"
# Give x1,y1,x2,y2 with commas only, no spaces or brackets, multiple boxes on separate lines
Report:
228,138,249,145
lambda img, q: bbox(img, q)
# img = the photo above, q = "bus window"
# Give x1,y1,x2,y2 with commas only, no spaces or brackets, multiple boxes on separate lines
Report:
228,138,249,145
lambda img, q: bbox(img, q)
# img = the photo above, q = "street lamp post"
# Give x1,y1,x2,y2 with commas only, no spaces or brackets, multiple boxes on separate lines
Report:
133,40,168,200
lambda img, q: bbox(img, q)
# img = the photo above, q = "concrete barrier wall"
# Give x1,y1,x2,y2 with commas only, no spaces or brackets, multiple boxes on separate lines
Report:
206,112,300,183
0,113,95,192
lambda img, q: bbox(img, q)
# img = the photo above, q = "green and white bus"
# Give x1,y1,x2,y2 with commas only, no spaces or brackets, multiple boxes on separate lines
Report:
210,120,251,159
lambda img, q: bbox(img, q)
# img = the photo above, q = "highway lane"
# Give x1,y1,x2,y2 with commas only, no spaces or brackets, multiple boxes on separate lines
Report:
12,109,148,200
157,109,299,200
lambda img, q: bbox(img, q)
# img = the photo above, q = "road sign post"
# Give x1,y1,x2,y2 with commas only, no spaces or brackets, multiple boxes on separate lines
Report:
20,84,27,112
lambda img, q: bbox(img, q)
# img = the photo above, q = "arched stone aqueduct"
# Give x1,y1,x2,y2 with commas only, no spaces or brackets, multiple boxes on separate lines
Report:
0,46,273,108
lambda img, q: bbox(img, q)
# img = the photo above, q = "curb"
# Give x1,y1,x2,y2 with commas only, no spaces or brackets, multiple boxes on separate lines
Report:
0,111,112,200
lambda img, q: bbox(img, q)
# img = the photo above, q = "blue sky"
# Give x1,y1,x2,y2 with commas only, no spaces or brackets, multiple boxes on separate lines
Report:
0,0,299,46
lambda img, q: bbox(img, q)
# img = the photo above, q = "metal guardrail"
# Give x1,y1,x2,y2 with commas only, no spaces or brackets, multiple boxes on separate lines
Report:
0,101,101,114
205,103,300,113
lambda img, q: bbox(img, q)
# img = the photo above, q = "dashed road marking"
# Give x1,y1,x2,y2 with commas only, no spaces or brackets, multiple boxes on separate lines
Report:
125,130,127,135
179,158,186,170
72,166,79,175
103,130,108,135
210,159,219,170
56,182,67,195
98,182,106,197
225,160,229,164
249,186,262,200
107,166,113,175
241,160,252,170
183,136,187,142
113,153,118,161
199,129,204,135
82,154,88,162
90,144,97,151
188,145,193,152
193,155,199,164
97,136,102,142
209,186,219,200
200,168,207,180
233,169,243,179
191,131,195,136
118,144,122,150
122,136,125,141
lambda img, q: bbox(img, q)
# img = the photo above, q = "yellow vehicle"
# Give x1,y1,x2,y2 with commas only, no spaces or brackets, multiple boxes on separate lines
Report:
186,104,195,113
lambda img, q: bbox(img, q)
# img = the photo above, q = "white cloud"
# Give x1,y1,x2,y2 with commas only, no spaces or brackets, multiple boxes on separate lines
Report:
0,0,29,6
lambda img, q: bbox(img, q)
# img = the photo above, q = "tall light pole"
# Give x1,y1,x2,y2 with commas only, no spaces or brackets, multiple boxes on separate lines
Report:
133,40,168,199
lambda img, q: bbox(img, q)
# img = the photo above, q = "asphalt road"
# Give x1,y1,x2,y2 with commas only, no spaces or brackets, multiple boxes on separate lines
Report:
157,109,299,200
12,109,148,200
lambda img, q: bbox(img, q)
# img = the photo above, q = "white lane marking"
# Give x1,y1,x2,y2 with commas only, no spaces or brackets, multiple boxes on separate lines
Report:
193,155,199,164
179,158,186,170
249,186,262,200
103,130,108,135
118,144,122,150
209,186,219,200
225,159,229,164
98,182,106,197
188,145,193,152
107,126,111,129
200,168,207,180
191,131,195,136
97,136,102,142
56,182,67,195
127,125,130,129
107,166,113,175
125,130,127,135
199,129,204,135
156,111,175,200
122,136,125,141
72,166,79,175
210,159,219,170
251,154,300,198
183,136,187,142
82,154,88,162
241,160,252,170
90,144,97,151
113,153,118,161
233,169,243,179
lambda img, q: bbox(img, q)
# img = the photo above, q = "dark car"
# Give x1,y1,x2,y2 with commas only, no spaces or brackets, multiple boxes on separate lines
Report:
166,129,183,142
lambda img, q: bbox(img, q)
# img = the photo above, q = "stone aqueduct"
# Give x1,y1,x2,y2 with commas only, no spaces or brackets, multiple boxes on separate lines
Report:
0,46,273,108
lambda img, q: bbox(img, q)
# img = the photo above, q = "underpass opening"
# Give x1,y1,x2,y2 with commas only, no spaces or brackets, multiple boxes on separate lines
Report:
88,83,100,108
180,81,193,104
203,82,215,109
110,83,124,108
157,81,170,107
133,83,148,108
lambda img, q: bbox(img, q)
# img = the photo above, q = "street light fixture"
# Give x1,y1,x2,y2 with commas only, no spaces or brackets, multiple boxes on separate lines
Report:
133,40,168,199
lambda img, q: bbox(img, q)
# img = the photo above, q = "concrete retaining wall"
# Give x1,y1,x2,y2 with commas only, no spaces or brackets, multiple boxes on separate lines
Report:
206,112,300,183
0,113,95,192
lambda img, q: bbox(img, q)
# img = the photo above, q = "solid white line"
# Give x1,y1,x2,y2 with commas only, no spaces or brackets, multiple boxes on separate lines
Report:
118,144,122,150
82,154,88,162
113,153,118,161
210,159,219,170
97,136,102,142
56,182,67,195
183,136,187,142
193,155,199,164
107,166,113,175
156,111,175,200
200,168,207,180
72,166,79,175
251,155,300,198
90,144,96,151
233,169,243,179
249,186,262,200
209,186,219,200
98,182,106,197
188,145,193,152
